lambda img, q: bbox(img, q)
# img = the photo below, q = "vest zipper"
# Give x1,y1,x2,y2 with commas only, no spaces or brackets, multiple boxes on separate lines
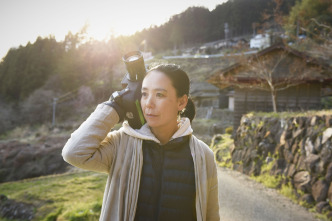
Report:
155,144,164,221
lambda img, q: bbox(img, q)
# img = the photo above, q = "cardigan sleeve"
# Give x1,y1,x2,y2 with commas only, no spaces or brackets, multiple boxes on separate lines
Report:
206,157,221,221
62,103,121,173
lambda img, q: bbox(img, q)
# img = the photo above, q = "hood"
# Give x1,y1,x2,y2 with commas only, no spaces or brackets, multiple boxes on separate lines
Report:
120,117,193,144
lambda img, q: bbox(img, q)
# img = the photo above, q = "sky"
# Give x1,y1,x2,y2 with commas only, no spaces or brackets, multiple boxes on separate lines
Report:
0,0,227,61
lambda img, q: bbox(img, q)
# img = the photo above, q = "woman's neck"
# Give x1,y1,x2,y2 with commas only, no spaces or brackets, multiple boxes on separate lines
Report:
151,122,179,145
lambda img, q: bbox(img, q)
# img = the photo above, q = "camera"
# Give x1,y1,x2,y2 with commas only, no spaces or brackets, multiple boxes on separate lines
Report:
122,51,146,83
120,51,147,129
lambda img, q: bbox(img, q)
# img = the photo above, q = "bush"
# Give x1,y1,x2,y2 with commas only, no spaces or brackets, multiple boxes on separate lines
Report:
0,98,18,135
322,96,332,109
73,86,95,111
21,88,56,124
225,126,233,134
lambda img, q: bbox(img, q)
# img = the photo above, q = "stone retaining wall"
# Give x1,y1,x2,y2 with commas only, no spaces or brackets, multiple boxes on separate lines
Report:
232,113,332,216
196,107,233,123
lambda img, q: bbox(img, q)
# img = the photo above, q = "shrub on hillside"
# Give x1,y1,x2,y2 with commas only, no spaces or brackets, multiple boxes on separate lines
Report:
21,89,55,124
0,98,18,135
73,86,95,111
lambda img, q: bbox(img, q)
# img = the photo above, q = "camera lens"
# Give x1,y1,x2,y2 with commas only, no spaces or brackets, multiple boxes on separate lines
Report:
123,51,146,81
126,55,140,62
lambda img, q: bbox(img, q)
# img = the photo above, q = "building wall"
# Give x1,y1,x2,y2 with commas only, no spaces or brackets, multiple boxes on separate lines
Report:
194,97,219,108
233,83,322,129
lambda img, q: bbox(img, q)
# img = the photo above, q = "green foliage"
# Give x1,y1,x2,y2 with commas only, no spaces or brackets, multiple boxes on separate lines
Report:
43,207,63,221
0,37,64,101
210,134,234,168
285,0,332,41
225,127,233,134
251,161,282,189
322,96,332,109
0,30,121,104
279,184,299,203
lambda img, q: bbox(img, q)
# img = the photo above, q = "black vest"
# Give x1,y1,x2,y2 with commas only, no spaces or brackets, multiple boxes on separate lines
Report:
134,135,196,221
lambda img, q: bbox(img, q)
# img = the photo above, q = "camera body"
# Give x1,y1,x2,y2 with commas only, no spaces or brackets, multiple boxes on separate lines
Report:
120,51,146,129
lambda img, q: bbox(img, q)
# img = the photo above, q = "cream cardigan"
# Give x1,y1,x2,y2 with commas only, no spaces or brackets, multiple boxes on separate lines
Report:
62,104,220,221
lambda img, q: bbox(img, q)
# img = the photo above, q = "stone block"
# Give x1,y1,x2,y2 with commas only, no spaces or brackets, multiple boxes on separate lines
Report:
305,138,314,156
322,128,332,144
296,155,306,171
283,164,296,178
326,115,332,127
293,152,300,166
312,179,329,202
293,171,311,192
315,201,331,214
325,162,332,183
310,116,317,126
231,150,243,164
314,136,322,153
271,159,286,176
293,128,304,139
299,194,315,207
320,145,332,167
328,211,332,220
304,154,320,173
328,182,332,203
280,130,286,145
291,142,299,155
284,149,294,164
275,145,285,159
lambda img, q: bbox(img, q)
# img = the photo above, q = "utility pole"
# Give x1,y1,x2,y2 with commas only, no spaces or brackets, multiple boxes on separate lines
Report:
296,19,300,39
224,22,229,47
52,98,58,127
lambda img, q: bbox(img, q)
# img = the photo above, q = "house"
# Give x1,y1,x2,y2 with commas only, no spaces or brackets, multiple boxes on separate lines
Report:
207,42,332,129
190,82,221,108
250,34,271,49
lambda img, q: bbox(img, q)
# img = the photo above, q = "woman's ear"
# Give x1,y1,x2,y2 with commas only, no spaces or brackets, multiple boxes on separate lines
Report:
178,94,188,111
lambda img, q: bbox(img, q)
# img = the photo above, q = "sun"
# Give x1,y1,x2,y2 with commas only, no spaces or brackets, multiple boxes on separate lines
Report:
82,4,155,41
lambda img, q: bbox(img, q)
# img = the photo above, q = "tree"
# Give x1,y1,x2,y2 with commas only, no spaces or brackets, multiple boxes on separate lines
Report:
284,0,332,63
285,0,332,40
0,36,64,102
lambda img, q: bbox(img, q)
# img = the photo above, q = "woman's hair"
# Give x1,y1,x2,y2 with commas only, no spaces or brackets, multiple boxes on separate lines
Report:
146,64,196,122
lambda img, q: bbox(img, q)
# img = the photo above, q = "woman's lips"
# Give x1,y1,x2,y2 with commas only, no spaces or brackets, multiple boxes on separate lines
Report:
145,113,158,118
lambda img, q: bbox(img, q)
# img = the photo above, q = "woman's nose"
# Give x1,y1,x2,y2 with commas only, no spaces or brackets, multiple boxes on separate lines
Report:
145,95,154,108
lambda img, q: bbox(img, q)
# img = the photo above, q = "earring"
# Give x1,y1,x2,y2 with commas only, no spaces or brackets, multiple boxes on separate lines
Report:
177,110,182,121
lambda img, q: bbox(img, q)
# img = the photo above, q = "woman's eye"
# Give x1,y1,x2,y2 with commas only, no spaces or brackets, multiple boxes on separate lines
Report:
156,93,164,98
141,92,147,97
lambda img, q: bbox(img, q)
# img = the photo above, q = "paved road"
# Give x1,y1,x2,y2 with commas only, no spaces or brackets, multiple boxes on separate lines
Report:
218,167,322,221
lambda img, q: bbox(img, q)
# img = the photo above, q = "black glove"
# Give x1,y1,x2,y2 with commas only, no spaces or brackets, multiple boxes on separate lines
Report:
104,79,145,129
104,88,128,122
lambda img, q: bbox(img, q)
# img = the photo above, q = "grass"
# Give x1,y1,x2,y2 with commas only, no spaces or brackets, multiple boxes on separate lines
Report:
279,184,299,203
0,124,50,142
210,133,234,168
250,161,282,189
0,171,107,220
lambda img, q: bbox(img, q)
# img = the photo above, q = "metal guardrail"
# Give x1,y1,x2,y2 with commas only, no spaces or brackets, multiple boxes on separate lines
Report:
162,50,257,59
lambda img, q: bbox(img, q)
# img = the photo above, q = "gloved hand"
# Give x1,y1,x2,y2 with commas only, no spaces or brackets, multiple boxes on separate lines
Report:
104,79,145,129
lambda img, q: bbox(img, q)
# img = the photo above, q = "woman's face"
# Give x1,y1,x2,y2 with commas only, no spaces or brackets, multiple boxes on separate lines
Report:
141,70,187,132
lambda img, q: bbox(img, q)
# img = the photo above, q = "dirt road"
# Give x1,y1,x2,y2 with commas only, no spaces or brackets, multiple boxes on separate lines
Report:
218,167,322,221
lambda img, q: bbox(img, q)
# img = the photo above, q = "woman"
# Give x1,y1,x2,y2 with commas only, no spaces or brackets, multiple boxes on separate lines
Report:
62,64,220,221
